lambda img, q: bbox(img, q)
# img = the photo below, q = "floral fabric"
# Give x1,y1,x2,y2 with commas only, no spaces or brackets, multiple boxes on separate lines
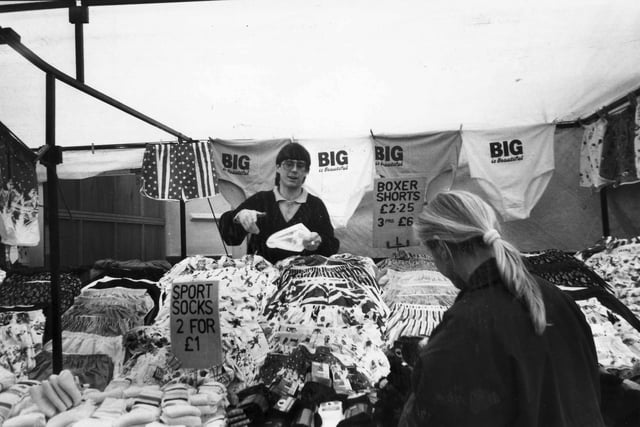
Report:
263,254,390,386
0,309,45,378
127,255,279,393
0,125,39,247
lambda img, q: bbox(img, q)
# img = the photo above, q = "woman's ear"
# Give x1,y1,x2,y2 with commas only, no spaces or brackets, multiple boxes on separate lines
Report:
432,241,450,260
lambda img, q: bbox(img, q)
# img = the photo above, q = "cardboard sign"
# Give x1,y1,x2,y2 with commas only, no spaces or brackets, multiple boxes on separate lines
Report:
170,279,222,369
372,176,428,248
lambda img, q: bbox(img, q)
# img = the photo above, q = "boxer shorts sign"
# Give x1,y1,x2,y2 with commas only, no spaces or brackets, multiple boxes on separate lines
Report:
170,279,222,368
372,175,428,248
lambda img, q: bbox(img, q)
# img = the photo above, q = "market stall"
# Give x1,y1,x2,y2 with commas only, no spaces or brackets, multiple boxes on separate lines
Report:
1,1,640,426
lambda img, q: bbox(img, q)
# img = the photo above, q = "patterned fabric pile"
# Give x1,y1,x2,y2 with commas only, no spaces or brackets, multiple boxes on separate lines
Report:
62,287,154,337
0,271,83,316
524,247,640,378
578,297,640,377
0,310,45,378
261,254,390,387
568,238,640,378
524,248,614,292
377,252,458,346
578,237,640,319
0,271,82,380
126,255,280,393
41,286,155,382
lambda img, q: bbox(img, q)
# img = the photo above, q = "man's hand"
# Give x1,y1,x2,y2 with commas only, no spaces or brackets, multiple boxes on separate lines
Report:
302,232,322,251
234,209,265,234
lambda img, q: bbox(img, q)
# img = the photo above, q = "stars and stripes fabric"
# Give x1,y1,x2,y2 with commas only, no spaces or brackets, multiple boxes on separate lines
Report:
140,140,219,201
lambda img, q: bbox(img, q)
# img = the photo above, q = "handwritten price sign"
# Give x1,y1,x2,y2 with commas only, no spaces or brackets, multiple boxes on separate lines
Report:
372,176,428,248
170,279,222,368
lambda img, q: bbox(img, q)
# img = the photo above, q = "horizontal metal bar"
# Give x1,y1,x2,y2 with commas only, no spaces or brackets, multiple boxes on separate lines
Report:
0,1,72,14
0,0,220,14
58,209,166,226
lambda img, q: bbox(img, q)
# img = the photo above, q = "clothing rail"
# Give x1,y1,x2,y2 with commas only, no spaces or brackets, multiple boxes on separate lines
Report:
554,86,640,238
555,87,640,129
60,142,162,151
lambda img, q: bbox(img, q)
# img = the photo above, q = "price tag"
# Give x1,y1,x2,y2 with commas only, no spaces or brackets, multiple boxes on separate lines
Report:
170,279,222,369
372,175,428,248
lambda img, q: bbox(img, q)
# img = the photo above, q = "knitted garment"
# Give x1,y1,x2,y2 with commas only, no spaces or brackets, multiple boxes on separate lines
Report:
219,190,339,264
401,259,604,427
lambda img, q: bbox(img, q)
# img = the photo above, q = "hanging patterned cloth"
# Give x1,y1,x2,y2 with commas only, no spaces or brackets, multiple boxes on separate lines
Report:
140,140,219,201
0,122,39,247
599,105,640,186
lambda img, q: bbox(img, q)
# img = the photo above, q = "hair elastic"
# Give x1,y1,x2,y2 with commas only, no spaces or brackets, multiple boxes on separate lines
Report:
483,229,501,245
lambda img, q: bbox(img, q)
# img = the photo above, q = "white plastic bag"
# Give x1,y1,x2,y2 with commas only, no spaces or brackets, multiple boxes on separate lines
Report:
266,223,312,252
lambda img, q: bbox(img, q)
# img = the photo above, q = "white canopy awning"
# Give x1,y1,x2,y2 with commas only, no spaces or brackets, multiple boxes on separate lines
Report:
1,0,639,154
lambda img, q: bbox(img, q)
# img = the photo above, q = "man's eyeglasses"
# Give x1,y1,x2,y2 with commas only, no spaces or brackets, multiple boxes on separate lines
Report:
281,160,307,171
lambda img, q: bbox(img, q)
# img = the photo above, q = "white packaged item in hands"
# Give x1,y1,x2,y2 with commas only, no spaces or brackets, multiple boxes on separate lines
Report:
266,223,311,252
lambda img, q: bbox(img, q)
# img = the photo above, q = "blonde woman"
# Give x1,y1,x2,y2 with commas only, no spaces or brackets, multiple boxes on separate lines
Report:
399,190,604,427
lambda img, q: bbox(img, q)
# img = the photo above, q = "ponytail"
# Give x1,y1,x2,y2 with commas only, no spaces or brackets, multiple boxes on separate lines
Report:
415,190,547,335
490,236,546,334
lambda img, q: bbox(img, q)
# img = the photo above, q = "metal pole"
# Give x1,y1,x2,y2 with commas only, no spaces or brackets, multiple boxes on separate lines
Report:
46,73,63,374
600,187,610,237
74,22,84,82
180,200,187,258
69,4,89,82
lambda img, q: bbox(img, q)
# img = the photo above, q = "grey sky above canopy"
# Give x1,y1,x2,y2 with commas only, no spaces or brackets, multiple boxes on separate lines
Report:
1,0,639,149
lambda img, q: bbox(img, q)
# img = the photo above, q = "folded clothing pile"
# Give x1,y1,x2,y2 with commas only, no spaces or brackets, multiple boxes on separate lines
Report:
147,255,280,391
0,308,46,378
262,254,390,387
379,267,457,345
0,370,88,426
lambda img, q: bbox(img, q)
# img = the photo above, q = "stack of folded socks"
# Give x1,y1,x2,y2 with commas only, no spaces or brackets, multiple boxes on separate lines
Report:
113,385,162,427
0,379,41,426
2,412,46,427
189,381,228,424
0,366,16,392
82,377,132,404
72,397,128,426
160,383,202,426
226,407,251,427
29,370,83,419
45,400,96,427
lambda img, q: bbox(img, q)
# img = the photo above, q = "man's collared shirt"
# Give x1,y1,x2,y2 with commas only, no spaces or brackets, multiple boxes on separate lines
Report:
273,186,308,222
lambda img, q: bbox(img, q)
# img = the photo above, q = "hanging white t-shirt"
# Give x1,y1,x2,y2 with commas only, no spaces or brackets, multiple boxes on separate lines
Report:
462,124,556,221
372,130,462,202
210,138,291,208
298,137,375,228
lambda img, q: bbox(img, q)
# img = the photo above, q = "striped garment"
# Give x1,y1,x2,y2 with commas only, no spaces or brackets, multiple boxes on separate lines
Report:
141,140,219,201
